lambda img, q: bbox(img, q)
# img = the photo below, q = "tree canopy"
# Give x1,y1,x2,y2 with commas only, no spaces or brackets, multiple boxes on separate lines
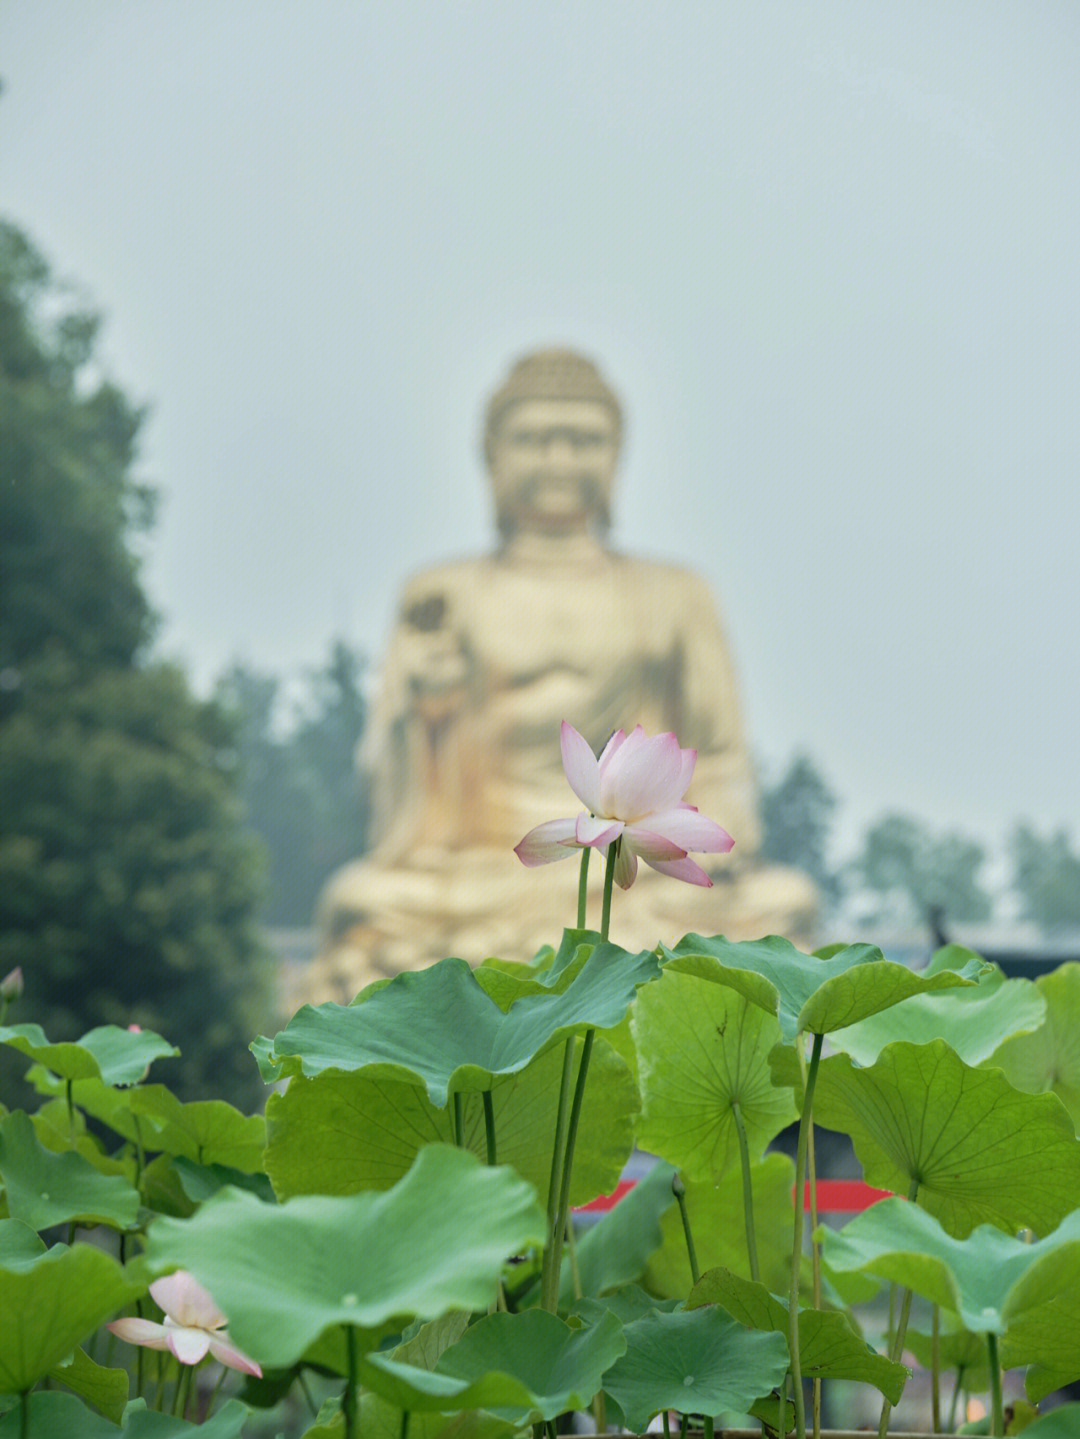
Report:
0,221,270,1105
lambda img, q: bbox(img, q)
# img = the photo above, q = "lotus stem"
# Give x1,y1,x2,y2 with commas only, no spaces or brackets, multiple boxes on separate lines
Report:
153,1353,167,1410
672,1173,701,1286
566,1210,583,1300
807,1119,822,1439
207,1362,229,1418
298,1371,318,1416
931,1304,941,1434
600,841,616,941
987,1332,1004,1437
343,1324,359,1439
577,845,590,929
541,1036,577,1310
789,1030,824,1439
877,1178,921,1439
948,1365,965,1432
542,846,616,1309
731,1100,759,1284
173,1364,193,1419
482,1089,497,1165
550,1026,596,1296
452,1091,463,1148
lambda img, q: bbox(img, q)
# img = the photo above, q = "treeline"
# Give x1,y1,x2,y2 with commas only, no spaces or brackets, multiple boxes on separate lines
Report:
761,754,1080,934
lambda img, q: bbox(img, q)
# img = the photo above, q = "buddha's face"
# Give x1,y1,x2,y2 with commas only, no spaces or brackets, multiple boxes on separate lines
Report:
490,399,618,536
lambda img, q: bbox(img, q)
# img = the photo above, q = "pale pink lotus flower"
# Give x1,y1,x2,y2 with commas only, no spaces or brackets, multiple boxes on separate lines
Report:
108,1271,262,1376
0,966,23,1000
514,722,734,889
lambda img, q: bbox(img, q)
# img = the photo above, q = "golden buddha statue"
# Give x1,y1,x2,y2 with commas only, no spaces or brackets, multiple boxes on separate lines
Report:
307,350,817,1000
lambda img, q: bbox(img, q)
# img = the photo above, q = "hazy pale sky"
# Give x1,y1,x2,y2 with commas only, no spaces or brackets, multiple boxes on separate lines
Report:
3,1,1078,856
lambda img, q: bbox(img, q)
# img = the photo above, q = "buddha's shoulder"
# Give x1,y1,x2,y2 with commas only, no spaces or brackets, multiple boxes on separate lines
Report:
610,553,717,602
394,551,716,608
395,556,499,611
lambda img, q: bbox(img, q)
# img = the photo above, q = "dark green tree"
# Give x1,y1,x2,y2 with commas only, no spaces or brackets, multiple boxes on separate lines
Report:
215,641,369,927
1010,823,1080,934
760,753,842,906
849,811,992,925
0,222,270,1105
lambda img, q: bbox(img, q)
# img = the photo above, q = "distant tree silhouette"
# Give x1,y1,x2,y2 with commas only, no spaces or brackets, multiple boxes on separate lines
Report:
215,641,369,927
760,753,842,907
849,812,992,926
1010,823,1080,934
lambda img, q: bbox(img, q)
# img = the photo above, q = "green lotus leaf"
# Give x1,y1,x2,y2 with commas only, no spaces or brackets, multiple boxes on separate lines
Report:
127,1089,265,1172
142,1144,547,1369
602,1305,790,1431
355,1320,517,1439
558,1157,677,1305
475,928,604,1006
643,1153,795,1299
48,1346,130,1422
819,1198,1080,1385
989,962,1080,1131
0,1023,177,1086
662,934,982,1041
441,1308,624,1420
572,1284,681,1327
358,1353,536,1414
266,947,660,1104
0,1392,120,1438
1017,1406,1080,1438
265,1036,636,1208
632,970,795,1180
171,1156,275,1205
686,1265,908,1403
29,1074,266,1173
122,1397,253,1435
0,1110,140,1231
139,1154,196,1219
364,1309,625,1422
784,1039,1080,1236
0,1217,46,1264
1026,1369,1080,1406
356,1396,513,1439
249,1033,279,1084
392,1312,470,1370
834,952,1045,1066
0,1242,141,1393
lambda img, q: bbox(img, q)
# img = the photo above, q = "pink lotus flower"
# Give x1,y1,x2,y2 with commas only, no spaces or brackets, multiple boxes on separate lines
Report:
0,966,23,1000
108,1271,262,1376
514,722,734,889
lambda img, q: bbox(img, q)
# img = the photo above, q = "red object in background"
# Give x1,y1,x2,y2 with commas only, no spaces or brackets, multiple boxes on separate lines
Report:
803,1179,892,1212
575,1177,891,1216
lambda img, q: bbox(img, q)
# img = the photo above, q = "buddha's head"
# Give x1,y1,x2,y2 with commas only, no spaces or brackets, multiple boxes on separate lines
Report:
484,349,623,542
